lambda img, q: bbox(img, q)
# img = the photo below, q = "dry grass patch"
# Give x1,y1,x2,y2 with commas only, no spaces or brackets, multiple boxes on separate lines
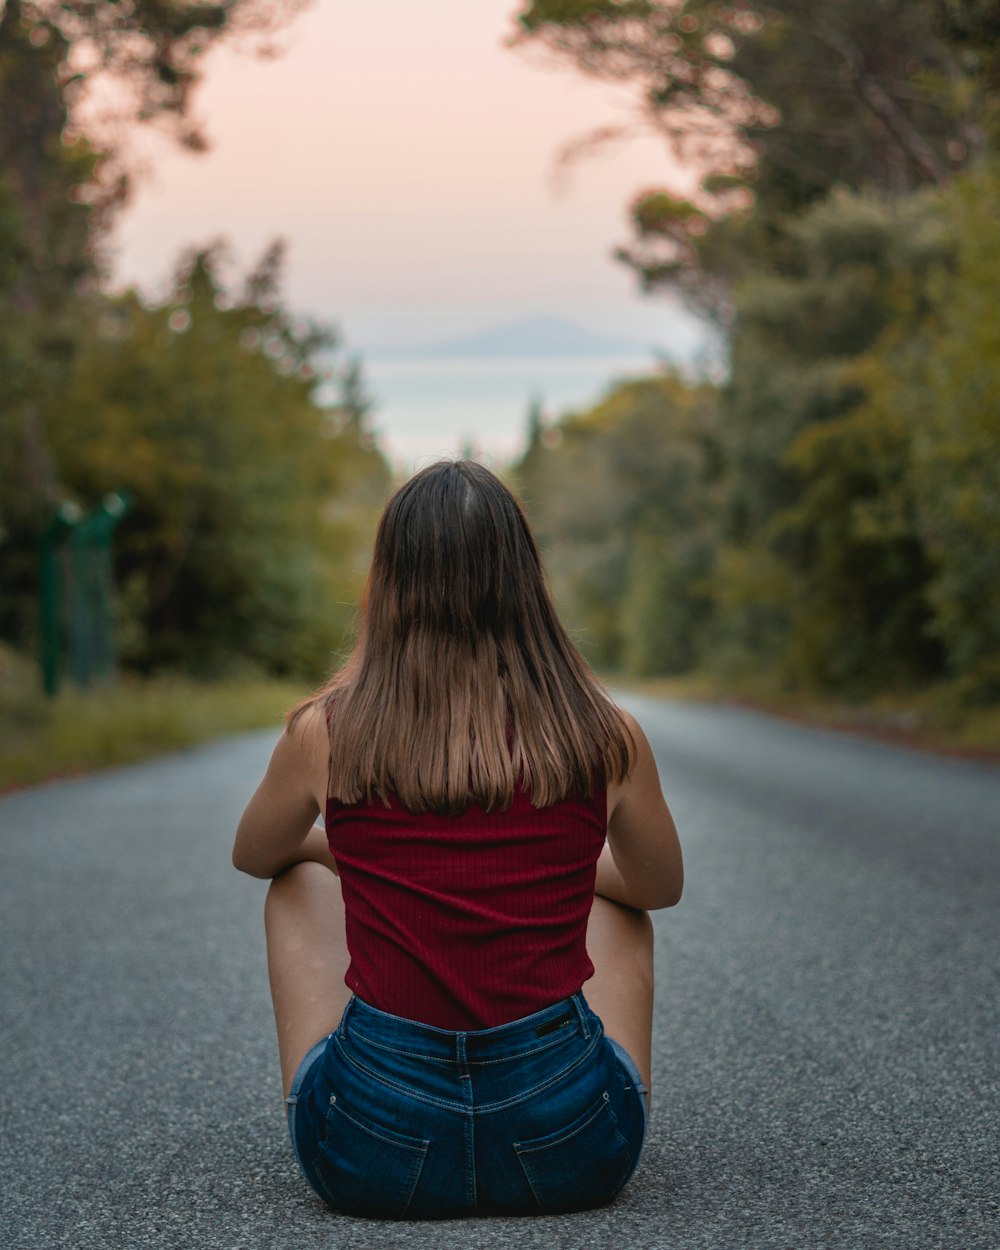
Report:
0,649,306,791
615,673,1000,763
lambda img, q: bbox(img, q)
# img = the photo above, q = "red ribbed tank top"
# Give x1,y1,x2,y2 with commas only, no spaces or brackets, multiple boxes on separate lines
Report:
325,785,607,1030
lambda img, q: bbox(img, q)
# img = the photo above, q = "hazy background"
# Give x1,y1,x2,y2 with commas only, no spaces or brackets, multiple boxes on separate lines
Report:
3,0,998,745
109,0,707,465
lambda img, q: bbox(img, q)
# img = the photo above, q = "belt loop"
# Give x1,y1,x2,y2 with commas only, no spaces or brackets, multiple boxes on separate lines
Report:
338,995,355,1037
455,1032,470,1081
571,992,591,1040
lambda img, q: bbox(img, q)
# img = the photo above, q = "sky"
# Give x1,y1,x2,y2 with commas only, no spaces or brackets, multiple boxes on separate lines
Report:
112,0,707,459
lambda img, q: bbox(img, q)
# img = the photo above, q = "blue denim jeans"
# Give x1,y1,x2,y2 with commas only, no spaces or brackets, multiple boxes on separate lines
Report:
285,992,648,1219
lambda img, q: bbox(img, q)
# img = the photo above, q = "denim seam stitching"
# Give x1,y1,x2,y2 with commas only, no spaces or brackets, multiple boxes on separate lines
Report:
332,1028,604,1116
345,1027,582,1067
328,1100,431,1152
333,1034,467,1112
475,1030,604,1114
512,1090,611,1153
342,993,588,1038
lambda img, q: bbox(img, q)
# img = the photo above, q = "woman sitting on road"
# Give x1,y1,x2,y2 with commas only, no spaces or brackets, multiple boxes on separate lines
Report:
233,459,683,1218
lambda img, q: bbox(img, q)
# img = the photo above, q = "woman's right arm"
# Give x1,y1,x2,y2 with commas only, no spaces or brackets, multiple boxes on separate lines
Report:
232,704,338,880
598,712,683,911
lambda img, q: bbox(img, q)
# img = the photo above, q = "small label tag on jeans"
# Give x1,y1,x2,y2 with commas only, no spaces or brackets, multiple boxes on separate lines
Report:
535,1010,573,1038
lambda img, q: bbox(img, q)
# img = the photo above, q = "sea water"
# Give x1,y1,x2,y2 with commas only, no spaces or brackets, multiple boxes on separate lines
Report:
365,354,660,469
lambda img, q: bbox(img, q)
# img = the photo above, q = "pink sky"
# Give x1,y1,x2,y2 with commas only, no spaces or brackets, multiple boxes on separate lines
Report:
113,0,699,349
110,1,710,463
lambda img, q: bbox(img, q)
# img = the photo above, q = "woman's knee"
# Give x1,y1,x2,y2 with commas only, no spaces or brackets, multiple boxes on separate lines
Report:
265,860,340,923
590,894,654,946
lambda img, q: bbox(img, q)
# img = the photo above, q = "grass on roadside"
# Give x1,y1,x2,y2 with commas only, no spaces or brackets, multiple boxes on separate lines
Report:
616,672,1000,762
0,649,308,791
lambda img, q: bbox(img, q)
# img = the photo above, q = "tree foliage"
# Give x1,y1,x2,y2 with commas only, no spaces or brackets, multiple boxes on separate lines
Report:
513,2,1000,704
0,9,104,631
0,0,395,685
0,0,309,537
515,371,721,674
7,0,311,160
40,244,389,677
514,0,991,318
850,167,1000,697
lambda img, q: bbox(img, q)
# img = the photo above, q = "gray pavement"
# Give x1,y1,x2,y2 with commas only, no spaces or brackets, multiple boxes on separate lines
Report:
1,693,998,1249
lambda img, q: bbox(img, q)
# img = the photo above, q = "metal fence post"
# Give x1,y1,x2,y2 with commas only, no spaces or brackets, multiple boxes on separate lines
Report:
38,503,82,697
38,492,131,696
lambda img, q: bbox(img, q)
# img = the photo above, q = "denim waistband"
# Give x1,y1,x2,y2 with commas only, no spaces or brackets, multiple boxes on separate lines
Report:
339,992,596,1065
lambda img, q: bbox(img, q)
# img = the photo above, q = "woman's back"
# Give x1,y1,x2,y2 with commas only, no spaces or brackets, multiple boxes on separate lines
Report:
327,783,607,1028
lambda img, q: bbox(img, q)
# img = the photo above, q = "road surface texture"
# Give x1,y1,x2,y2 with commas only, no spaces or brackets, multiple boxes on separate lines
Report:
1,694,997,1250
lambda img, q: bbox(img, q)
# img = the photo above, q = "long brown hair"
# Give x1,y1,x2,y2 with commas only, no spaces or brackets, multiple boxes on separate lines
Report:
291,459,634,814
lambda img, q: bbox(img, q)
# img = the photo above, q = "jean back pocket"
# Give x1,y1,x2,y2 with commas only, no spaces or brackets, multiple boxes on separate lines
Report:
514,1089,635,1213
311,1093,430,1219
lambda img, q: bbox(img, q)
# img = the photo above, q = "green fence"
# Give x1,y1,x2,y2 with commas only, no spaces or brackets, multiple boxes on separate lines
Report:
39,492,132,696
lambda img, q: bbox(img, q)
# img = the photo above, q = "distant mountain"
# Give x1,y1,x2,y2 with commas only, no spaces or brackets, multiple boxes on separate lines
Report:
364,315,653,362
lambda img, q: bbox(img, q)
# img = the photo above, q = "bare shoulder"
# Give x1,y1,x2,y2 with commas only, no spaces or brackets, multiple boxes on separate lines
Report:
279,701,331,808
285,699,328,745
607,708,658,815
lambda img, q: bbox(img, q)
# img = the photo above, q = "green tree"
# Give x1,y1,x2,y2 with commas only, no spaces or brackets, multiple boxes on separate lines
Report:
0,10,103,640
5,0,310,160
732,168,1000,699
513,0,1000,701
47,243,389,678
516,371,722,674
705,188,952,688
0,0,312,470
514,0,990,315
0,0,315,664
850,166,1000,698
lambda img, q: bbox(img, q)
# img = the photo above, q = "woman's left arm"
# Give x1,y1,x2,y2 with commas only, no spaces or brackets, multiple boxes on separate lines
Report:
232,706,338,879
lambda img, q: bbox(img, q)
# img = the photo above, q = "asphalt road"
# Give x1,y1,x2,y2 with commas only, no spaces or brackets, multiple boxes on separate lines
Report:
1,694,997,1250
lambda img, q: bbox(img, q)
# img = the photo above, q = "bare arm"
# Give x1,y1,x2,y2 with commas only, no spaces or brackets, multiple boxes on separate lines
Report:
598,712,683,911
232,705,338,879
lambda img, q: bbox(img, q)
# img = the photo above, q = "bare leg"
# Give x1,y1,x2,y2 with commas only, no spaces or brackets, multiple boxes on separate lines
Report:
585,895,655,1095
264,861,352,1096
